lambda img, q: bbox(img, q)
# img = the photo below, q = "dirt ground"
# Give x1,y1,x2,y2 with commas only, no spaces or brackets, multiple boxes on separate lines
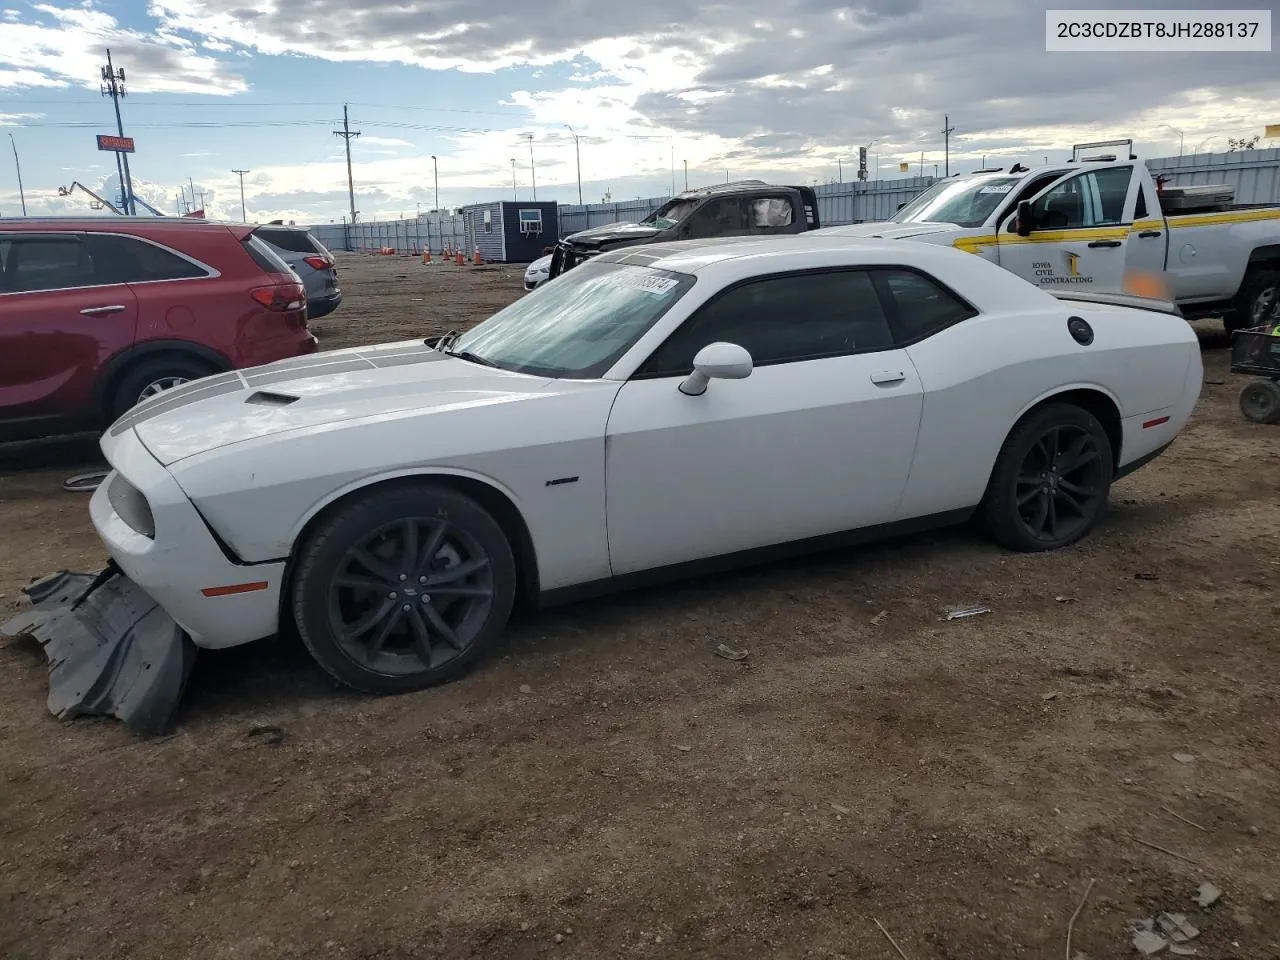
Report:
1,253,1278,960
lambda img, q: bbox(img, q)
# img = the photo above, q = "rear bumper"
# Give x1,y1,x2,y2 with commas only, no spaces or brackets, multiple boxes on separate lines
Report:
308,291,342,320
91,428,286,650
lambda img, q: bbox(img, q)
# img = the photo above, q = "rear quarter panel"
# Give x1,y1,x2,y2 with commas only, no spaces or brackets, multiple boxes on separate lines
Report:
1165,211,1280,301
899,303,1199,518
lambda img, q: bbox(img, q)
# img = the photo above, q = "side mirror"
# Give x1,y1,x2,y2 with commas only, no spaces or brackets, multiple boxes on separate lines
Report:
1016,200,1034,237
679,342,753,396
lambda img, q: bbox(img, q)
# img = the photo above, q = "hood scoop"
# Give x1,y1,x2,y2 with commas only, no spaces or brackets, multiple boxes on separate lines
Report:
246,390,299,406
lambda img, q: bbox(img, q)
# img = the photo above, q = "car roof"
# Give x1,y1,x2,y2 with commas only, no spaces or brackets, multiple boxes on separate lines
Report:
0,216,247,233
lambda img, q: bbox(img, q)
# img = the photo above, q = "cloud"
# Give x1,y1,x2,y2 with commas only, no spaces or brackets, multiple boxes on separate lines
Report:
359,135,415,148
0,1,247,94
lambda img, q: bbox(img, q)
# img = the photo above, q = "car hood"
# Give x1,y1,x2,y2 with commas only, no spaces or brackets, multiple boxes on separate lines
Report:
815,222,963,240
109,340,556,466
563,221,663,248
525,254,551,275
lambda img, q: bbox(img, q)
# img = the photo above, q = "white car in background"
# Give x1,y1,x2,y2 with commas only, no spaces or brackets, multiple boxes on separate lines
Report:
7,235,1203,732
524,254,551,290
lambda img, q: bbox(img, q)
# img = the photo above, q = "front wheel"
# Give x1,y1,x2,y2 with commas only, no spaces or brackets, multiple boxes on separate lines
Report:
1232,269,1280,334
290,483,517,695
978,404,1115,552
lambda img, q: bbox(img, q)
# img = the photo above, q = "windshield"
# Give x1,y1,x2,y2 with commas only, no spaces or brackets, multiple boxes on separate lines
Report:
450,261,696,378
890,176,1022,227
642,198,698,229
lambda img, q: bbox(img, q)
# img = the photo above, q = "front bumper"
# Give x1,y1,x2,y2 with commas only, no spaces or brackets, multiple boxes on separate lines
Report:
92,427,287,651
0,568,195,735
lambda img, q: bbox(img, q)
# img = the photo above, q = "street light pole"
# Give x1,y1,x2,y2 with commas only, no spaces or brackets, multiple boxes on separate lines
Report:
431,154,439,211
525,134,537,201
684,159,688,191
8,133,25,215
565,125,582,205
231,168,249,221
510,158,517,200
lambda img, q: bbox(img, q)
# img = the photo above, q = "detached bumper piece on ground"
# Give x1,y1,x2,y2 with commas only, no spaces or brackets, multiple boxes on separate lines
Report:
0,566,195,735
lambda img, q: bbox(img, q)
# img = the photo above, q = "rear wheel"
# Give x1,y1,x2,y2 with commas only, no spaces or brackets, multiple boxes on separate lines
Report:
978,404,1114,552
109,355,216,420
1239,379,1280,424
291,483,517,695
1231,269,1280,335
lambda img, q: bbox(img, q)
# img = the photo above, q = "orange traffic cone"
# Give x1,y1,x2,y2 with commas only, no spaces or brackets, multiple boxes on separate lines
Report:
422,249,432,263
473,247,482,265
455,250,464,266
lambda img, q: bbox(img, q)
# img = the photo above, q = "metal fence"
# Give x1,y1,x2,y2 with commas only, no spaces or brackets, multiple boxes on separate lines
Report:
309,148,1280,257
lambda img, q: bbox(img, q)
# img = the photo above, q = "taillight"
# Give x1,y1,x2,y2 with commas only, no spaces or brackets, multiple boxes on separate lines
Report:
250,281,306,312
303,255,332,271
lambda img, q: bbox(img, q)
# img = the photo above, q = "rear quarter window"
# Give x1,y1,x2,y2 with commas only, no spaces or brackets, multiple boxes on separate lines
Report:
257,229,321,255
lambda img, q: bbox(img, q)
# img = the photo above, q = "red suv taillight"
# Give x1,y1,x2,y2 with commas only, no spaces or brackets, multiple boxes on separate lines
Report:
250,281,306,312
303,255,332,271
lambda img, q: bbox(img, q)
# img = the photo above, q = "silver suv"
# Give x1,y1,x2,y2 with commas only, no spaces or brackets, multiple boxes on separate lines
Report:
256,224,342,320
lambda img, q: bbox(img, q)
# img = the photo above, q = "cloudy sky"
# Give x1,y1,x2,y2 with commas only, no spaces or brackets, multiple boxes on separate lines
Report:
0,0,1276,223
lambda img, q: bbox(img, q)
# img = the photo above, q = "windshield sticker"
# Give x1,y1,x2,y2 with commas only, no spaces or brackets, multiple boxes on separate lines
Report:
977,183,1014,194
618,273,680,295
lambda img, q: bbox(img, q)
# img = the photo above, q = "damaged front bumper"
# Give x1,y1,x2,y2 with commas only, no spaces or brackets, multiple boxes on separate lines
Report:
1,565,195,735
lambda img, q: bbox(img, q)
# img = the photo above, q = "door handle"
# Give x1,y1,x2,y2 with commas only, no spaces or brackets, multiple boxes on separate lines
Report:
79,305,126,316
870,371,906,385
1087,240,1122,248
1138,230,1162,238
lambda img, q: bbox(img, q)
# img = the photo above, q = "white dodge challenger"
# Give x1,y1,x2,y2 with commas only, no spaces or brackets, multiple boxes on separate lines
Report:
6,235,1203,732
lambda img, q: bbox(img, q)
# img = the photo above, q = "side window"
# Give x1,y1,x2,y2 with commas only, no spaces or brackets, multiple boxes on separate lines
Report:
1135,184,1150,220
685,198,747,239
90,235,207,284
638,270,894,377
258,230,319,254
874,269,978,343
0,235,97,293
747,196,796,233
1033,166,1133,228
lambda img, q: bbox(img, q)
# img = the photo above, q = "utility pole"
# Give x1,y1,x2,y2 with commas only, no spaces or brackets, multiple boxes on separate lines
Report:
565,126,582,204
8,133,25,215
430,154,439,211
510,158,517,200
524,134,536,201
670,144,676,195
919,151,924,176
941,114,955,177
231,168,250,221
100,49,135,215
683,159,688,191
333,103,360,222
838,157,843,183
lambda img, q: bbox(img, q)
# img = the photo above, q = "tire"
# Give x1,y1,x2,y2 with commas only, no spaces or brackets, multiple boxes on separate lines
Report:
109,355,216,420
978,403,1115,552
1239,379,1280,424
290,483,517,695
1231,268,1280,335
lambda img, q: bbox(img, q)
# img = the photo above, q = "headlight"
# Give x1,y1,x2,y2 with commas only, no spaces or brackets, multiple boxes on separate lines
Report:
106,471,156,538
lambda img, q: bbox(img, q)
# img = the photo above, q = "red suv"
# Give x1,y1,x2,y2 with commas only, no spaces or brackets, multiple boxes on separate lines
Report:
0,217,318,441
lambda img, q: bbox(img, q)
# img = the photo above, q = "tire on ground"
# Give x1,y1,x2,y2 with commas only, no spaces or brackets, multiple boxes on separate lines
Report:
977,402,1115,553
1238,378,1280,424
290,482,517,695
1230,268,1280,335
109,355,217,420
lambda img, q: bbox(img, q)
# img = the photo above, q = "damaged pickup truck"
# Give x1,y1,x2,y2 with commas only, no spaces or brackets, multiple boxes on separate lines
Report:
547,180,820,278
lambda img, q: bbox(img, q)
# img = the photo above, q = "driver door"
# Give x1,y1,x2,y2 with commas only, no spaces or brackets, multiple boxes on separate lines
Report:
603,268,923,576
683,197,750,240
995,166,1135,293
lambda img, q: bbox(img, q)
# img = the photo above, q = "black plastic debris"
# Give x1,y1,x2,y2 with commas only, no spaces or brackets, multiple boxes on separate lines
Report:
1,567,196,735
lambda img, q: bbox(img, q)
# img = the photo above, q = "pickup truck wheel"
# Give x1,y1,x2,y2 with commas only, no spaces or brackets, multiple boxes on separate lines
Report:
291,483,517,695
1239,379,1280,424
1233,269,1280,333
978,403,1114,553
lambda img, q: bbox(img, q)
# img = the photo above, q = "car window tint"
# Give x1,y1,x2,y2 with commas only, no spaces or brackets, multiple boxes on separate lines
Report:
640,270,893,375
92,235,207,283
0,235,97,293
1034,166,1132,228
687,198,747,238
258,230,319,254
875,269,977,343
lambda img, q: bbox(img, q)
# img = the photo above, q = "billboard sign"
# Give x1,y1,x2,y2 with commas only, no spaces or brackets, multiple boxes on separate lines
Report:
96,134,135,153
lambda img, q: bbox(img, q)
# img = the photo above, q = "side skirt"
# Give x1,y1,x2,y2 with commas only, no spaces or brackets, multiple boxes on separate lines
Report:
537,507,976,608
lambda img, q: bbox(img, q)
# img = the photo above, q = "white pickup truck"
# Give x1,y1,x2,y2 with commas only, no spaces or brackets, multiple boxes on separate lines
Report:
821,140,1280,334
